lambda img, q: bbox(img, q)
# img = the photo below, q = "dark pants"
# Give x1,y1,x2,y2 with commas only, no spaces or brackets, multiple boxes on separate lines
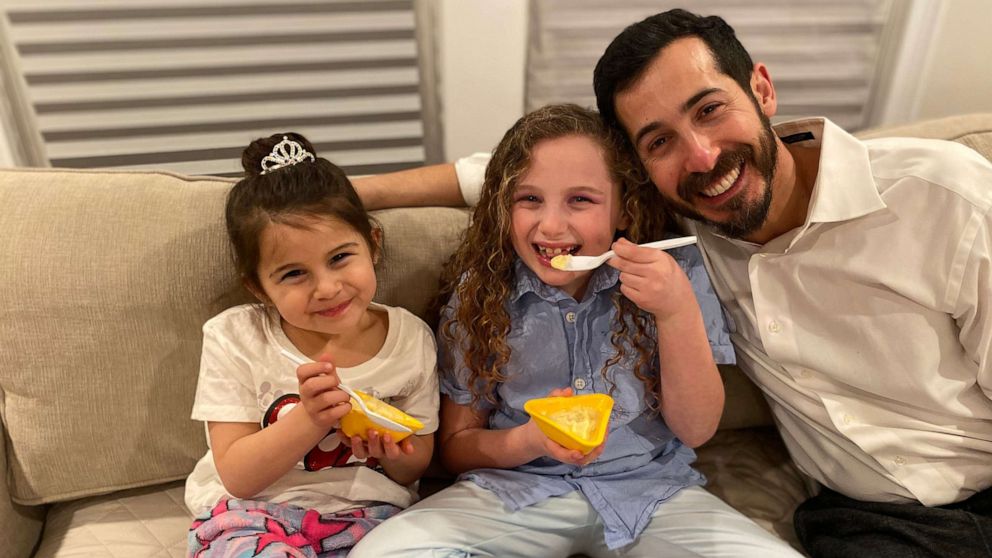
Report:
794,486,992,558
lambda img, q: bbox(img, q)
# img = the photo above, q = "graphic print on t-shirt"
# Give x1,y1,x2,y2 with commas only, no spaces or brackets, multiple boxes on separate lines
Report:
262,393,379,471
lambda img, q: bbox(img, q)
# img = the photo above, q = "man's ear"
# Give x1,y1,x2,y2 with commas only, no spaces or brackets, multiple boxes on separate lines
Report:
750,62,778,119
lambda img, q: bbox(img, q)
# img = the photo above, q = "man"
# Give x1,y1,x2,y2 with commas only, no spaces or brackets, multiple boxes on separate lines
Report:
357,9,992,557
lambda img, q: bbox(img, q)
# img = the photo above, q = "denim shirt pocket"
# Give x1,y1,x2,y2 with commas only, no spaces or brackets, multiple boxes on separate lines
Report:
597,344,652,422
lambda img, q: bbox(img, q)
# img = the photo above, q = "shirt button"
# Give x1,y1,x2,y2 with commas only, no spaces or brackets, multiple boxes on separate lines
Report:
799,368,812,379
565,312,576,323
573,378,587,390
767,320,782,333
843,414,854,425
894,456,907,466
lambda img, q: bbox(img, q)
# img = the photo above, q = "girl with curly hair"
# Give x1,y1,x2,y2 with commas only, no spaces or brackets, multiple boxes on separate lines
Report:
351,104,801,557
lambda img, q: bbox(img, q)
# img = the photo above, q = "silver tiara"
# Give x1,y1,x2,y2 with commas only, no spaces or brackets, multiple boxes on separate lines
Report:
259,136,315,174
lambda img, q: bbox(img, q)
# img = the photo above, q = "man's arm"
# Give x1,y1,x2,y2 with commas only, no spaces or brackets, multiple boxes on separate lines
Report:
352,163,464,210
352,152,490,210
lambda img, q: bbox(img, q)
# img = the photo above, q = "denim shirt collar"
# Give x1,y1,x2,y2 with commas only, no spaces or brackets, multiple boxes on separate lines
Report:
510,259,619,303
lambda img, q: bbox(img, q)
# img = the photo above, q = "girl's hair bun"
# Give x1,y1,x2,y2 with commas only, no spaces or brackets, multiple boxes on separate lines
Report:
241,132,318,177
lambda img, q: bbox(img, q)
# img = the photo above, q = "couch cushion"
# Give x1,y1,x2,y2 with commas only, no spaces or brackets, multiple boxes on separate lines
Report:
856,112,992,161
0,167,470,505
1,168,244,505
34,481,190,558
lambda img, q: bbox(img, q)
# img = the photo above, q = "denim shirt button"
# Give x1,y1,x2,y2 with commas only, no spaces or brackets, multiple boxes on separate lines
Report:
573,378,587,390
565,311,577,323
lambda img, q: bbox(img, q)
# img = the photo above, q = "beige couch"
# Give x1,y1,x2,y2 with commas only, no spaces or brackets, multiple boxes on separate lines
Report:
2,113,991,558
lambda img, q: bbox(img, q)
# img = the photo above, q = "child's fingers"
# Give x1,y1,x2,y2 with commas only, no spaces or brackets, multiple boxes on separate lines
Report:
310,400,351,427
301,384,351,410
296,360,335,382
349,435,368,460
577,435,609,465
610,238,664,264
379,435,404,460
546,387,574,398
365,430,386,459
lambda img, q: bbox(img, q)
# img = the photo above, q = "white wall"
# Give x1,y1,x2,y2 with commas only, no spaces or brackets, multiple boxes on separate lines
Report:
436,0,527,160
914,0,992,121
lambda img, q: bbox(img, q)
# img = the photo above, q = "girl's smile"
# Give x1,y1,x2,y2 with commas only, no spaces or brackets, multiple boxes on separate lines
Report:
510,134,628,299
533,243,581,268
254,216,379,347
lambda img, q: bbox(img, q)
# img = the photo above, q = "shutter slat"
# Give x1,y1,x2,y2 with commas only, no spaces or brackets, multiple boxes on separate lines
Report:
46,121,424,159
36,94,422,132
21,40,417,74
11,13,414,43
29,68,420,103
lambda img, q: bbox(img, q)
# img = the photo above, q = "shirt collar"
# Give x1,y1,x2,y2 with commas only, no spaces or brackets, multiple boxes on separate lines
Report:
773,117,886,225
510,258,619,303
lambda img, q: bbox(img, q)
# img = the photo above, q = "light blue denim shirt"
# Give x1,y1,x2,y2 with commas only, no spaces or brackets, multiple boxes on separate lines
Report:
438,244,735,549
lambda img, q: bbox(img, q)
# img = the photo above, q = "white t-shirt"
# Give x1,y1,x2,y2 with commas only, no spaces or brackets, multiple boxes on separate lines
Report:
184,302,439,515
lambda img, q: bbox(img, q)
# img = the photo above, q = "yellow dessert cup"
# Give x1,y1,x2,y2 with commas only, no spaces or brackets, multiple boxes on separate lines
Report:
338,390,424,443
524,393,613,454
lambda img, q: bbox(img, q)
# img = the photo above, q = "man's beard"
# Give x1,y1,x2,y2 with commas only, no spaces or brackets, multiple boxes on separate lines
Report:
663,113,778,239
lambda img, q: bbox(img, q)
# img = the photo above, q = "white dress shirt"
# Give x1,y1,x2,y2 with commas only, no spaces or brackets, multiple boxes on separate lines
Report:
687,118,992,505
454,117,992,506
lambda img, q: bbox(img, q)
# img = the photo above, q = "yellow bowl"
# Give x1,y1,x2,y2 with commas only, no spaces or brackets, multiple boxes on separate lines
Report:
339,390,424,443
524,393,613,454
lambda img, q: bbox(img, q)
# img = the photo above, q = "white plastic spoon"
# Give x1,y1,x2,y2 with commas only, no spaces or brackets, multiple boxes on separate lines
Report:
279,349,412,434
550,236,697,271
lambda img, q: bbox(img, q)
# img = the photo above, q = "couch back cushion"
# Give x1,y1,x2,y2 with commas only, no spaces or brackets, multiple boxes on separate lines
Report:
0,168,467,504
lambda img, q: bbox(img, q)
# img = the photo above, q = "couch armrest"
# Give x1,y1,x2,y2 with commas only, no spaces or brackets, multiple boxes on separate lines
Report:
1,417,46,558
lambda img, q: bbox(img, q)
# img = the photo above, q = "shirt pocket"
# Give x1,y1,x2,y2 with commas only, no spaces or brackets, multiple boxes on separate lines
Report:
597,344,652,423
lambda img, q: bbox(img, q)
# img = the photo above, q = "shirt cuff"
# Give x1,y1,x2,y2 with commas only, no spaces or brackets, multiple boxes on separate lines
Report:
454,152,489,207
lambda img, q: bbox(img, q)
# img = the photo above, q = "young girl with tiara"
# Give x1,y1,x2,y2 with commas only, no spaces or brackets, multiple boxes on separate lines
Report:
184,133,439,557
351,105,802,557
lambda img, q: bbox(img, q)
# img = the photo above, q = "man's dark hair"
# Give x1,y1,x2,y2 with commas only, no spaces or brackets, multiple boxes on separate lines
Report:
594,9,754,132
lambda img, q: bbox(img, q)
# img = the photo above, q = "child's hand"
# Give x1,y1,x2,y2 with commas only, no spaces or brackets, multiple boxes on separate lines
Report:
296,353,352,430
341,430,416,462
525,387,607,466
608,237,696,322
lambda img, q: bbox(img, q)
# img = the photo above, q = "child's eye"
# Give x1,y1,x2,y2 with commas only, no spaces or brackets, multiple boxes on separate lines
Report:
571,195,593,204
329,252,353,265
280,269,304,282
515,194,540,204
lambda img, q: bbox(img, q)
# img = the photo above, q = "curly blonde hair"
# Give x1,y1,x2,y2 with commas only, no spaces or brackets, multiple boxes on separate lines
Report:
436,103,673,410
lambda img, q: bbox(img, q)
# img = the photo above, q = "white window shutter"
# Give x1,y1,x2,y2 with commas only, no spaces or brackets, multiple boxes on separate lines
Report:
0,0,440,175
527,0,901,132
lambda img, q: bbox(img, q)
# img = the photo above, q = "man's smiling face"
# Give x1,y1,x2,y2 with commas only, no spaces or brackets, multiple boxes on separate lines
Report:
615,37,780,239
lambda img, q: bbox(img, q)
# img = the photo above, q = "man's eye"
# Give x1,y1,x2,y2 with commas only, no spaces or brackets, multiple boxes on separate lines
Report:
700,103,721,117
647,136,667,152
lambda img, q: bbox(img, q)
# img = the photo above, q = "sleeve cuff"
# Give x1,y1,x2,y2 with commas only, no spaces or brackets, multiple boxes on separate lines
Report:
454,152,490,207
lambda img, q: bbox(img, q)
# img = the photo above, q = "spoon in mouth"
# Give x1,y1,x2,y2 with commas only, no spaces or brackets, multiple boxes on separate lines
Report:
279,349,412,434
550,236,697,271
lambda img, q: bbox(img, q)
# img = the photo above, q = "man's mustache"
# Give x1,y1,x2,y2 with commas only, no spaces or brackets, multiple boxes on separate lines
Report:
676,146,754,202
